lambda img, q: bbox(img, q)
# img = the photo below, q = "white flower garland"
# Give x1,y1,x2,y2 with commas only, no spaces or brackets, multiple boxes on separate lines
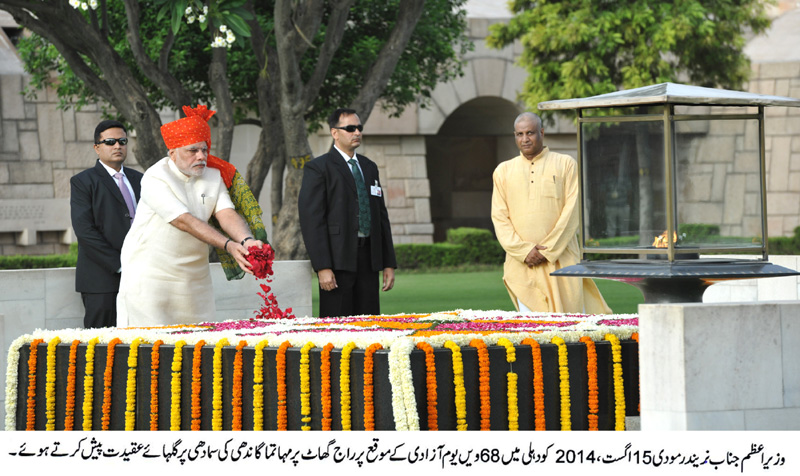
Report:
388,339,419,431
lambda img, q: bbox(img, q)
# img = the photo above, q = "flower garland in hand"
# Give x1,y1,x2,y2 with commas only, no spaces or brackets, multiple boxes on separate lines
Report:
246,243,275,279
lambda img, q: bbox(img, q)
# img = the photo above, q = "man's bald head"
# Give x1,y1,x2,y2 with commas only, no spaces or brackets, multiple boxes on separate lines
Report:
514,112,542,129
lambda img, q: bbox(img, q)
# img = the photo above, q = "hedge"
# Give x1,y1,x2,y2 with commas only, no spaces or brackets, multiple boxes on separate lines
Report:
394,227,504,269
0,242,78,270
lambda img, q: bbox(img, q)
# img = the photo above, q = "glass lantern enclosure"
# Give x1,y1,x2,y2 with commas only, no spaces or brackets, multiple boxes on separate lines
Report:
578,104,766,260
537,83,800,303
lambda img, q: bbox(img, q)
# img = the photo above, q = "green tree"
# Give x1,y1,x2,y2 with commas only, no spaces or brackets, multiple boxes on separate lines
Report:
1,0,470,258
487,0,773,114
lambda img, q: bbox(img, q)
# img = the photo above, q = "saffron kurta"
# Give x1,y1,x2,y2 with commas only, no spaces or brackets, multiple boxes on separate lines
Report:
117,157,235,326
491,147,611,313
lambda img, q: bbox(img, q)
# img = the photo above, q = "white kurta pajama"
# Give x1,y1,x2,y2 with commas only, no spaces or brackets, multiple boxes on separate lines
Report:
117,157,235,327
491,147,611,314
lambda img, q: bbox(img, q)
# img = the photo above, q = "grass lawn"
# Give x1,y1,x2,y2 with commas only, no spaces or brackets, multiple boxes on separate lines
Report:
310,268,644,316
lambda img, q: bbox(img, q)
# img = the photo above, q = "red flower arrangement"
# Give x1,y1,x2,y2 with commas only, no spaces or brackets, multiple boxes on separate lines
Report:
247,244,296,320
246,244,275,279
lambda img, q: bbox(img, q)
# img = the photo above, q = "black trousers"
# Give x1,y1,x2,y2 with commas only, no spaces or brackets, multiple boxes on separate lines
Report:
81,292,117,328
318,238,379,317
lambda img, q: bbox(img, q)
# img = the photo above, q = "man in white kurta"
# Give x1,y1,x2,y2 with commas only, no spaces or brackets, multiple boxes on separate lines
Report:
491,112,611,314
118,158,231,325
117,105,263,326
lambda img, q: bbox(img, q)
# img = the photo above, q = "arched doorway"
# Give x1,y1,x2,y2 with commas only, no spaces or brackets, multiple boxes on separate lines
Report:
426,97,521,241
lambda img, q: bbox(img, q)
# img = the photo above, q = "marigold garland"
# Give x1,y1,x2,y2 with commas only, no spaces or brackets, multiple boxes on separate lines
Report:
124,337,142,431
521,338,546,430
232,340,247,431
276,341,292,431
320,343,334,431
45,337,61,431
25,338,44,431
339,342,357,431
605,333,626,431
416,342,438,430
443,341,467,431
169,340,186,431
551,336,571,431
101,337,121,431
191,340,206,431
497,338,519,431
579,336,599,431
64,340,80,431
363,343,383,431
468,339,490,431
82,337,100,431
298,341,316,431
212,338,229,431
253,339,269,431
149,340,163,431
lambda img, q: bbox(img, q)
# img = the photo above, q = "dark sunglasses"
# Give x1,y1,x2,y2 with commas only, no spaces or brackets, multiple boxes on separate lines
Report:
333,124,363,133
96,138,129,146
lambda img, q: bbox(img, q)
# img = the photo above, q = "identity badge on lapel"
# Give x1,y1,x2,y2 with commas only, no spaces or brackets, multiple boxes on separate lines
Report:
370,180,382,197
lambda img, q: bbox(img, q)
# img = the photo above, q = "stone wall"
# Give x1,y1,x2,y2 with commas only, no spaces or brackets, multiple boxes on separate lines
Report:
749,61,800,237
0,72,140,255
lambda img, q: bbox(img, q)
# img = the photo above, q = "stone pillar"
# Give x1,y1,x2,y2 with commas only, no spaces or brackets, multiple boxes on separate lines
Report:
639,301,800,430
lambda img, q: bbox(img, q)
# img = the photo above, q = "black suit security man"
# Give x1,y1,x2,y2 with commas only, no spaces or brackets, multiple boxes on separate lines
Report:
298,108,397,317
70,120,143,328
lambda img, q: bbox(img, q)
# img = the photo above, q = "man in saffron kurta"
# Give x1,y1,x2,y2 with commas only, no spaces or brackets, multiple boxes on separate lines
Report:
491,112,611,314
117,105,264,326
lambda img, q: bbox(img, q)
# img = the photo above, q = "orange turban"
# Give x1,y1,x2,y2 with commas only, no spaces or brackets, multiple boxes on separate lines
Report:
161,105,237,187
160,105,216,150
